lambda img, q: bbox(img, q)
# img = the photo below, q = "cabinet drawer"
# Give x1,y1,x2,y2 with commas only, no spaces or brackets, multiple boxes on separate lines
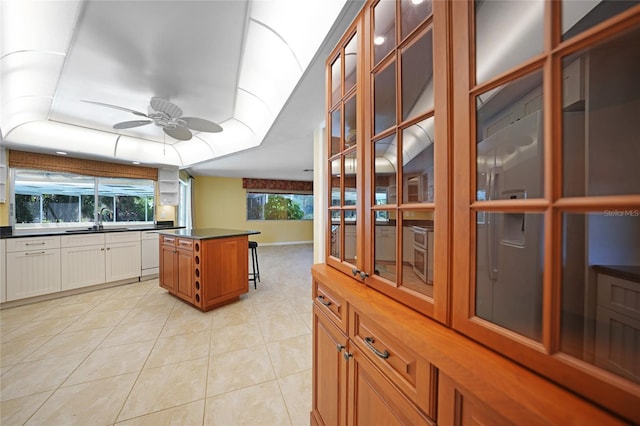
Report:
106,231,140,244
313,279,348,334
142,231,160,240
350,308,436,418
61,233,105,248
597,273,640,321
176,238,194,251
161,235,177,246
7,236,60,252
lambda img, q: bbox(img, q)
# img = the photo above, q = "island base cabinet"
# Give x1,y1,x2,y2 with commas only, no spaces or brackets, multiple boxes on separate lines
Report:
200,235,248,310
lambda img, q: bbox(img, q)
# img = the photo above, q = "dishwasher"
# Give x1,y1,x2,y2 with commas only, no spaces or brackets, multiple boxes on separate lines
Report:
141,231,160,277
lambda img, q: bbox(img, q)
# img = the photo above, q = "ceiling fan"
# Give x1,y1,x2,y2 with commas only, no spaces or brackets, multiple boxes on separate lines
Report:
83,97,223,141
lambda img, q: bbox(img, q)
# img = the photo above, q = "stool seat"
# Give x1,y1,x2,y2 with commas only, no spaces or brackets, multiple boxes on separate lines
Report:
249,240,260,288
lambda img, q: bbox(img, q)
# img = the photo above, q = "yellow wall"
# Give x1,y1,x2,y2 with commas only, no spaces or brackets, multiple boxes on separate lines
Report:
0,202,7,226
193,176,313,245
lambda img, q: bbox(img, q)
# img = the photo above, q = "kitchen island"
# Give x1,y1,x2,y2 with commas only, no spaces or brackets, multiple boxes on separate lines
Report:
157,228,259,311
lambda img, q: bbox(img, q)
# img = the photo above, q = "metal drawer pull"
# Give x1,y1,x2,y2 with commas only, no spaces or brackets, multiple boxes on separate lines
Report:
364,337,390,359
337,344,345,353
26,242,46,245
25,251,46,255
317,295,331,306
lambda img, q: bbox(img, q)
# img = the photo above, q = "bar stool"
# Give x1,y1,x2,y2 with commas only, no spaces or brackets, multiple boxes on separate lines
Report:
249,240,260,288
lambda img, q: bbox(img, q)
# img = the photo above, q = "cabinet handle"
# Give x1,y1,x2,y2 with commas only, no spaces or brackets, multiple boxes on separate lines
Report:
337,344,345,353
317,295,331,307
101,248,105,251
25,251,46,255
26,242,46,246
343,351,353,361
364,337,389,359
106,247,111,251
352,268,359,276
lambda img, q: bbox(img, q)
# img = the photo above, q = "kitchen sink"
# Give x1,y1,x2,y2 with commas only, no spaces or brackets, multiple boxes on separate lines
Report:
65,227,129,233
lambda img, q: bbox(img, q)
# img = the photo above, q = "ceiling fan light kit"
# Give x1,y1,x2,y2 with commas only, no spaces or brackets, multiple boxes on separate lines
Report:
84,97,223,141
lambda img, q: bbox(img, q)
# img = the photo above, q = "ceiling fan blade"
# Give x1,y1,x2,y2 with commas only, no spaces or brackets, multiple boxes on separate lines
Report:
113,120,153,129
82,100,148,117
164,126,192,141
182,117,223,133
150,97,183,118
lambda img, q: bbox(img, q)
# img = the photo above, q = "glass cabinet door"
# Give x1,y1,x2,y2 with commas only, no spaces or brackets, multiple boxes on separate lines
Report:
452,1,640,421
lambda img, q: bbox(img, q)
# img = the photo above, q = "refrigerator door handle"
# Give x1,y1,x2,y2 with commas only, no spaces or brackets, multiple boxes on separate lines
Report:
487,169,499,281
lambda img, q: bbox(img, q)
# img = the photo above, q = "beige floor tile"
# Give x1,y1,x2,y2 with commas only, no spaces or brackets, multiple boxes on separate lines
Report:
159,307,213,338
279,369,312,426
26,372,137,426
267,333,312,378
100,319,164,348
210,322,264,355
120,303,174,325
58,288,111,305
258,313,311,343
109,282,155,299
136,291,178,309
206,345,275,397
64,308,129,332
0,391,53,426
1,316,79,343
91,295,142,313
210,299,257,329
253,298,297,319
0,352,88,401
24,326,113,362
118,357,208,422
36,301,97,320
204,380,291,426
64,340,155,386
0,335,50,368
0,300,58,326
145,331,210,368
115,399,205,426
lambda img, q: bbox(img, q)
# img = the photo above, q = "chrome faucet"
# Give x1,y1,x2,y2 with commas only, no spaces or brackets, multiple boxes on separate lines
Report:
95,207,112,230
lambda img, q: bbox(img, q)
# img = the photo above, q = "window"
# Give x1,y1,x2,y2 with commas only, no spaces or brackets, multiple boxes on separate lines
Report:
12,169,154,227
246,192,313,220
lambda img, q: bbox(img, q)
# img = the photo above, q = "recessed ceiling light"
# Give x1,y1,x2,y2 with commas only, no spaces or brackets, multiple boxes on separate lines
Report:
374,36,385,46
132,161,140,165
56,151,67,155
411,0,424,5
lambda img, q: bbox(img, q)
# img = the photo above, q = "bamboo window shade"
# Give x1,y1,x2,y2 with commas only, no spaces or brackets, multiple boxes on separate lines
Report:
8,150,158,180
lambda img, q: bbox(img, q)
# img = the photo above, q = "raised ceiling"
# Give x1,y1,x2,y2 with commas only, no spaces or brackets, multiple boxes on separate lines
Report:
1,0,364,180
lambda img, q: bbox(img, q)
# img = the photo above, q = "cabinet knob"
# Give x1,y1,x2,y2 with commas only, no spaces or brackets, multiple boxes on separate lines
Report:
317,295,331,307
336,344,345,353
343,351,353,361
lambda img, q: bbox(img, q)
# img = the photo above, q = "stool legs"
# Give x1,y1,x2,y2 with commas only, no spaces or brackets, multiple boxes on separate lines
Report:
249,242,260,289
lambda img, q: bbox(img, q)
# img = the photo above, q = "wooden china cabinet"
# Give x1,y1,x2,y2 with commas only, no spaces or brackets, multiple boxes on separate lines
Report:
312,1,640,425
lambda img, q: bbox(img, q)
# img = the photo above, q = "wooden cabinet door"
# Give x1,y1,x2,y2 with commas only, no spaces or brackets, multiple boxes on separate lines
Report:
312,306,348,426
348,345,434,426
160,243,176,293
176,248,194,303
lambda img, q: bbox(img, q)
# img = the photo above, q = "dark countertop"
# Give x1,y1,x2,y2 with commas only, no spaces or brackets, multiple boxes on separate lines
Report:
157,228,260,240
1,225,184,239
593,265,640,283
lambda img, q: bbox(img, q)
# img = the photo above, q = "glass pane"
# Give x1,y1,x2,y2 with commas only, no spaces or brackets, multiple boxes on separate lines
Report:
401,211,434,297
345,33,358,92
476,70,544,200
345,210,357,264
331,159,341,206
562,0,639,41
475,0,544,84
561,212,640,384
402,29,433,121
475,212,544,341
330,210,341,259
331,108,341,155
98,177,154,223
344,151,358,206
331,55,341,106
563,26,640,197
402,116,434,203
400,0,432,40
374,63,396,135
373,0,395,64
374,210,396,282
374,134,397,206
345,95,357,149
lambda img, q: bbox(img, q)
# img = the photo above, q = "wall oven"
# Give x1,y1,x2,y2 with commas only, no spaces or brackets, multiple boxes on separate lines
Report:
412,226,433,283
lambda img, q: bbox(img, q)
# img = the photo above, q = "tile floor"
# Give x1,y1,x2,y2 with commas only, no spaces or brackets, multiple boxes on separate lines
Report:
0,243,314,426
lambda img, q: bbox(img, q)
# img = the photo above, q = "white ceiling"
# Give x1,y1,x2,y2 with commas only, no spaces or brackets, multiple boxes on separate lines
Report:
1,0,365,181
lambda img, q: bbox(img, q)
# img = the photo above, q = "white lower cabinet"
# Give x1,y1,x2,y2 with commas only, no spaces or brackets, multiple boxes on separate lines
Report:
6,236,61,301
60,231,141,291
0,239,6,302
